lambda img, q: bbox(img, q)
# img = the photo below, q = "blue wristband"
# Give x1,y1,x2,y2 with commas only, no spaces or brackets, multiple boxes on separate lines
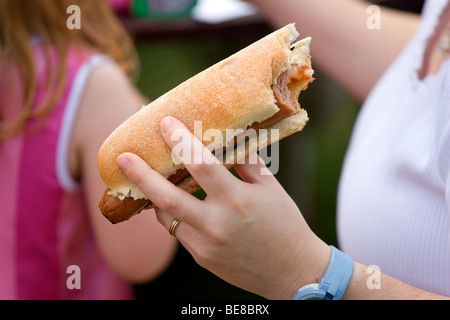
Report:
293,246,354,300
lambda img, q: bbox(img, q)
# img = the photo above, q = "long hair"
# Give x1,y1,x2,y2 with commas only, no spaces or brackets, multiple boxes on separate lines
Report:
0,0,139,141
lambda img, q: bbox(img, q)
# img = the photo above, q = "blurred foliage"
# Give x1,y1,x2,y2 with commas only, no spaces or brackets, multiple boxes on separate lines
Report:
133,30,360,300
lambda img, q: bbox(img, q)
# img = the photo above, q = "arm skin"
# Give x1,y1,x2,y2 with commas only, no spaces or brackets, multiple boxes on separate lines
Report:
117,117,449,299
344,263,449,300
69,62,178,283
245,0,420,101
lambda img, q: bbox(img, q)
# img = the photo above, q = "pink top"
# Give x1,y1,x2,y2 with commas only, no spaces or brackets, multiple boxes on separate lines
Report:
0,43,132,299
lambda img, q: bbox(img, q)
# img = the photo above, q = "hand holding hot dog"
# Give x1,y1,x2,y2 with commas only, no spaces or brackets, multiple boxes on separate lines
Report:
117,116,331,300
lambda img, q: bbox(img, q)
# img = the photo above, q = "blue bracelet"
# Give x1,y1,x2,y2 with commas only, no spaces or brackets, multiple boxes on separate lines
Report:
293,246,354,300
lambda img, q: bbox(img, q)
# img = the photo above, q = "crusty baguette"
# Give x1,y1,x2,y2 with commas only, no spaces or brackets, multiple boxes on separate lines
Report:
97,23,314,223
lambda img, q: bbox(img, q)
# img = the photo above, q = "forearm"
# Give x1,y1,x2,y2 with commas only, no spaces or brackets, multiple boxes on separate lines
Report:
246,0,420,101
343,262,449,300
89,201,178,283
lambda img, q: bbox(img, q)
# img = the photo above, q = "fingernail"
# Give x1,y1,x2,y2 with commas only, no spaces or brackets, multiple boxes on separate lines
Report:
160,117,174,134
117,154,131,174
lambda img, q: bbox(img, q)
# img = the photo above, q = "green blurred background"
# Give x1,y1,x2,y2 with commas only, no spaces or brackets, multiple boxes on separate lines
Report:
129,23,360,299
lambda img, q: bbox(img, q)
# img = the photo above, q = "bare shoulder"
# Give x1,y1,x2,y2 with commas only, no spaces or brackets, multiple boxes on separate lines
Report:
69,59,146,180
77,61,145,137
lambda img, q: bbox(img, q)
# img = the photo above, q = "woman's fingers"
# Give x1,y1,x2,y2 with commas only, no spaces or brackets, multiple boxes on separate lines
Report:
160,117,240,197
116,152,203,226
233,152,278,185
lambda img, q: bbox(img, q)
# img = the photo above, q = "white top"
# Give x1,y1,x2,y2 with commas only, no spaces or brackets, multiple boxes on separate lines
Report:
337,0,450,296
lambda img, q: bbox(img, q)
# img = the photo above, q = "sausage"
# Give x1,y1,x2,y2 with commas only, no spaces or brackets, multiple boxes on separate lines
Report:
98,167,191,223
98,189,153,224
250,65,310,131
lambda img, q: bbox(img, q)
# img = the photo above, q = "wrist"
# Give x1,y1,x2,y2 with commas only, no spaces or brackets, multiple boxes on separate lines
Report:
279,237,330,299
293,245,354,300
